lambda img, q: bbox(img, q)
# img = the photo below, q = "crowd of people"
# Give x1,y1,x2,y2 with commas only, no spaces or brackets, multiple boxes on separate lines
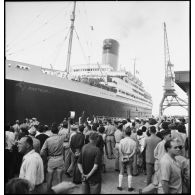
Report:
5,114,190,194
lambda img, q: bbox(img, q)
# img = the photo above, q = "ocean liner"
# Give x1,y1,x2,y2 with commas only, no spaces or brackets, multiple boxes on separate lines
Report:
5,2,152,124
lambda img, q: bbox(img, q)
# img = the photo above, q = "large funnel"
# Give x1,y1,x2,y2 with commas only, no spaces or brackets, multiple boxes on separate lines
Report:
102,39,119,71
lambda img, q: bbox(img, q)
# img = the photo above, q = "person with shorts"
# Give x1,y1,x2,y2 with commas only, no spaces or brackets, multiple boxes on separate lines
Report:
117,127,136,192
40,123,66,191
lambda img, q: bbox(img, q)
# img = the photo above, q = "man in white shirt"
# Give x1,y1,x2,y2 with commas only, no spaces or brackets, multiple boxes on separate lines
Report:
117,127,136,192
17,136,44,193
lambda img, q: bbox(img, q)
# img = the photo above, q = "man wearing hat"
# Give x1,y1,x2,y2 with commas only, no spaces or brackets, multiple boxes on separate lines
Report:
78,131,102,194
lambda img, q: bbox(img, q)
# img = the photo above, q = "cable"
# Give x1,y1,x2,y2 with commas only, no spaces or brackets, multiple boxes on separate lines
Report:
7,2,71,56
6,7,46,48
78,4,91,57
6,4,57,49
7,3,71,51
51,28,70,67
81,2,99,64
74,27,88,64
7,27,68,56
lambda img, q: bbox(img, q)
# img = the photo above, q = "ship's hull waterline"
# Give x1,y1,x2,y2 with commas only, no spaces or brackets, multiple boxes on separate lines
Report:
6,79,151,124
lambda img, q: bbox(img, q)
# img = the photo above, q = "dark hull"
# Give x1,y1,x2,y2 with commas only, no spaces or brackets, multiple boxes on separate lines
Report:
6,79,152,124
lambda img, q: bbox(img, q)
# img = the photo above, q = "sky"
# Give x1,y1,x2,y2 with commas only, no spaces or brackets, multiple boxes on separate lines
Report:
5,1,190,116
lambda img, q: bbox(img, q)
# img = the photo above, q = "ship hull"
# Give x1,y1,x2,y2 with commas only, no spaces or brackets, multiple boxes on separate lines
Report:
6,79,151,124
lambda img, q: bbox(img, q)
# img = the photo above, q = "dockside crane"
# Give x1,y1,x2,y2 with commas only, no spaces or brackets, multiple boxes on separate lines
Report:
159,23,188,116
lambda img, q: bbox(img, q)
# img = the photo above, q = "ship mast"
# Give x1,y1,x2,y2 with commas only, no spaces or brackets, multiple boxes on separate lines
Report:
65,1,76,74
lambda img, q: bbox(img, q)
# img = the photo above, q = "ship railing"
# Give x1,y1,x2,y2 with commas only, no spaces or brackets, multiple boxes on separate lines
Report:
73,77,117,93
95,115,124,122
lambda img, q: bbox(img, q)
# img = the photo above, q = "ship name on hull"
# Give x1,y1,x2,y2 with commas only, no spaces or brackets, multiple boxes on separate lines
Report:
16,82,50,93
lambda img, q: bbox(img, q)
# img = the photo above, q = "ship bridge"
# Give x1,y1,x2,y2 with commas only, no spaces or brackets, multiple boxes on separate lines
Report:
70,63,112,77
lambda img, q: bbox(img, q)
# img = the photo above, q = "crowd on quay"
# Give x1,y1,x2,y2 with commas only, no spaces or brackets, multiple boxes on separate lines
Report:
5,114,190,194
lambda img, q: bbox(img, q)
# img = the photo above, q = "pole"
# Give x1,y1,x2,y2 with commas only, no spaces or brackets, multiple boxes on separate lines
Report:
65,1,76,73
133,58,136,77
164,22,167,79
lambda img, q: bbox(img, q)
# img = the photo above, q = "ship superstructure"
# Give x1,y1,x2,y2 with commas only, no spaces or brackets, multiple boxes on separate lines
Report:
70,62,152,110
69,38,152,111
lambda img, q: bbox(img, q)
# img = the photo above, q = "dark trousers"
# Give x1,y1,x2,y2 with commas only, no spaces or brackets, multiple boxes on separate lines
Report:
132,152,138,175
67,150,76,175
12,145,24,176
142,149,146,172
146,163,154,185
5,149,14,182
63,147,71,172
82,181,101,194
106,135,115,158
72,158,82,184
